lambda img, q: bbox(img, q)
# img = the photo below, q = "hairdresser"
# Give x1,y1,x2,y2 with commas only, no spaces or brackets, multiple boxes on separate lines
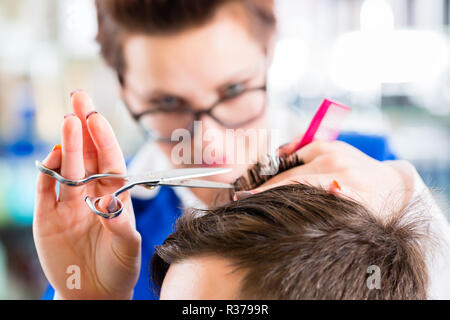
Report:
35,0,396,299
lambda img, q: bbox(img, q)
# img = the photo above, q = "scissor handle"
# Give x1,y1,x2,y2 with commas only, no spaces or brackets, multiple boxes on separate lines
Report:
35,160,129,186
85,196,124,219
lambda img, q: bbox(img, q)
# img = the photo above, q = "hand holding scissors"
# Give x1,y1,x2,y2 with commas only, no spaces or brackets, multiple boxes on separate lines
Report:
32,91,161,299
36,161,232,218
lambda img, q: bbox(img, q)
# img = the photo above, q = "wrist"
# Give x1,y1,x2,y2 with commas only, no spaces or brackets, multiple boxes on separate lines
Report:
53,290,134,300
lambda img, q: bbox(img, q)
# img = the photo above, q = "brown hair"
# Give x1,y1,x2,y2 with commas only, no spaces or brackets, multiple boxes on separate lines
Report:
151,183,430,299
95,0,276,84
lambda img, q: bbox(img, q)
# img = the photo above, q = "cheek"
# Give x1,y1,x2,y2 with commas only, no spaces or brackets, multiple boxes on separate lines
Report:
123,89,144,115
157,143,176,163
240,115,271,157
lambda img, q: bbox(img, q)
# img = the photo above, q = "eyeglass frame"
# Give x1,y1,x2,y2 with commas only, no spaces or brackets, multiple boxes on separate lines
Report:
123,80,268,143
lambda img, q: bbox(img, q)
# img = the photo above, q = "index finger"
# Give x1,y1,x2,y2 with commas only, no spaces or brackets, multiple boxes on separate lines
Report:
294,140,339,164
243,173,339,196
35,146,62,212
277,134,304,156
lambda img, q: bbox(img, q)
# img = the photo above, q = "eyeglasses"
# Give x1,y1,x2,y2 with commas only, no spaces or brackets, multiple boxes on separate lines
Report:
125,82,267,142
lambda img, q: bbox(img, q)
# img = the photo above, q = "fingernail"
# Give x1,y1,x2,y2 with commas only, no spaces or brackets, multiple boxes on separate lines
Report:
277,142,295,156
234,191,254,201
329,180,342,192
277,143,290,150
107,197,119,213
64,113,76,119
70,89,82,98
52,144,62,151
86,111,98,120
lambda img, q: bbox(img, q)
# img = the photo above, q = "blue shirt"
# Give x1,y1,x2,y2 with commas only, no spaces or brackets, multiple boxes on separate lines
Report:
42,132,396,300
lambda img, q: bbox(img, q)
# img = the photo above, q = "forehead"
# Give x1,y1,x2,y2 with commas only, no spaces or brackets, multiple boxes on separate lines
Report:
122,3,265,95
160,255,246,299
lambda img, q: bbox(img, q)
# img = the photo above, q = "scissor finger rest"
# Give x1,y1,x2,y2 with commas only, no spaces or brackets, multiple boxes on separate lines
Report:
85,196,124,219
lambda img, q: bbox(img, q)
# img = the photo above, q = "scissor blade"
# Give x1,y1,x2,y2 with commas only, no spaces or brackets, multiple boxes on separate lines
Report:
158,179,233,189
139,167,232,182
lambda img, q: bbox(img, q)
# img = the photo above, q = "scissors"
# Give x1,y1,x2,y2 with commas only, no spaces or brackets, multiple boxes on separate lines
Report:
35,160,232,219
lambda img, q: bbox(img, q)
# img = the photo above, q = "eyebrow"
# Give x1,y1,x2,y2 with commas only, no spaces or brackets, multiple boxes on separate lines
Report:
142,62,263,102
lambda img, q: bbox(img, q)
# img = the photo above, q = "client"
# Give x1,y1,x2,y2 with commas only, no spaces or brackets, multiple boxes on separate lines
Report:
151,143,450,299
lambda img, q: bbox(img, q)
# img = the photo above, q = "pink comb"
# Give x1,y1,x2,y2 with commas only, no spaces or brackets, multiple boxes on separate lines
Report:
294,99,351,152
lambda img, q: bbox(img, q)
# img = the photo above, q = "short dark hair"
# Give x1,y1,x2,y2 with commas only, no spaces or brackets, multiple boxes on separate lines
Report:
94,0,276,84
151,183,430,299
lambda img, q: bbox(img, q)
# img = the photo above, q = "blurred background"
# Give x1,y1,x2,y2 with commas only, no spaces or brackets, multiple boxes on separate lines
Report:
0,0,449,299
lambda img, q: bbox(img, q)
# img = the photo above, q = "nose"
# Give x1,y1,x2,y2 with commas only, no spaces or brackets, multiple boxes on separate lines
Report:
192,113,227,165
198,113,224,136
195,113,226,150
